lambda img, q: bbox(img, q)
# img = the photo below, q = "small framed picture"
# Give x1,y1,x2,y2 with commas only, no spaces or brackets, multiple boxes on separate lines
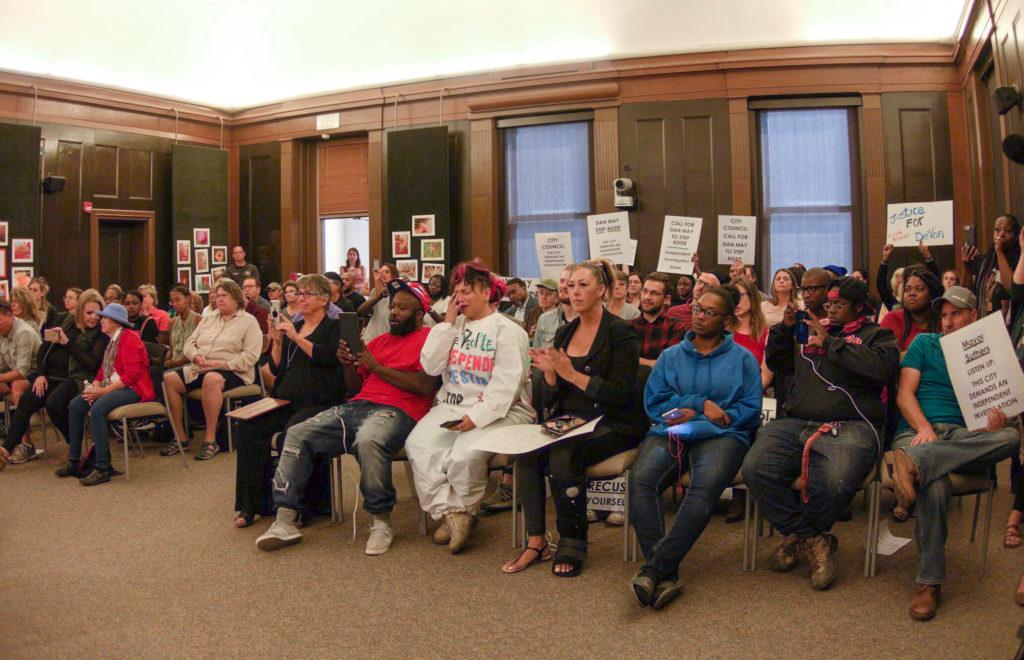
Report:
412,214,435,237
11,238,32,263
0,281,8,300
212,246,227,265
12,266,33,282
193,227,210,248
176,240,191,265
0,248,7,276
177,267,192,289
392,231,411,258
396,259,418,282
420,238,444,261
195,273,212,294
422,262,445,282
194,248,210,273
0,222,9,246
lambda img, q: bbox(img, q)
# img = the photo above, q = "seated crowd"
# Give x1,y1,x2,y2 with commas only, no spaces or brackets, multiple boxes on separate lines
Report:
1,229,1024,621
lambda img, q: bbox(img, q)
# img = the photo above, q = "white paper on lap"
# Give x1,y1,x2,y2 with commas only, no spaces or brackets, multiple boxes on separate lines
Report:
469,417,603,454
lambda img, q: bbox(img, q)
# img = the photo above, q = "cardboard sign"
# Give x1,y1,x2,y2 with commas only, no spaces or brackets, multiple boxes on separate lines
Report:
885,201,953,247
761,397,777,425
940,312,1024,430
534,232,573,281
587,476,626,513
587,212,631,263
623,239,637,267
717,215,756,265
658,216,703,274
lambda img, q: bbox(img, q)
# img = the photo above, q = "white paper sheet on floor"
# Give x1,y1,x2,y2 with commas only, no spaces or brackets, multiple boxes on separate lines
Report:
874,518,912,555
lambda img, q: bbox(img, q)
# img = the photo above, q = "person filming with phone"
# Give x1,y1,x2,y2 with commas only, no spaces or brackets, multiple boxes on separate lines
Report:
256,279,438,556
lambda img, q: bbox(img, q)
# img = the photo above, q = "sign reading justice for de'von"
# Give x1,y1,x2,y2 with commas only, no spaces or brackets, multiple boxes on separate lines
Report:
885,200,954,247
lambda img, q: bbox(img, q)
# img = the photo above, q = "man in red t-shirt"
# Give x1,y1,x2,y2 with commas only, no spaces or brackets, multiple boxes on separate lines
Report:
257,280,439,556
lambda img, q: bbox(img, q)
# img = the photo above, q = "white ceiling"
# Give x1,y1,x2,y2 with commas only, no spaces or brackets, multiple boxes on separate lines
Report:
0,0,969,111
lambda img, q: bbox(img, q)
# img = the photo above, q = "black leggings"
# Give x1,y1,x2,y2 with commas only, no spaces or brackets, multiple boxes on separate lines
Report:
517,426,639,540
5,378,80,451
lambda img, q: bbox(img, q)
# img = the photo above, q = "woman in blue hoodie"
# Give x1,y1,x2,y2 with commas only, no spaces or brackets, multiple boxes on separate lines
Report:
628,284,763,610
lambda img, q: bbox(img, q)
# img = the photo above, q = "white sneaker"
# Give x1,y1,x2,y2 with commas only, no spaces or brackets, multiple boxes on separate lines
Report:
365,518,394,556
255,520,302,551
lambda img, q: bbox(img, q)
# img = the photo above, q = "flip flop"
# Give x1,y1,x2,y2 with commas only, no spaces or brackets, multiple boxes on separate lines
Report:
501,542,553,574
1005,523,1022,549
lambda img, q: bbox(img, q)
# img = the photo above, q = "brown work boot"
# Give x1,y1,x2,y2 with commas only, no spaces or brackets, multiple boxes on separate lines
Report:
432,519,451,545
446,512,478,555
769,534,804,572
891,449,919,520
909,584,941,621
806,534,838,590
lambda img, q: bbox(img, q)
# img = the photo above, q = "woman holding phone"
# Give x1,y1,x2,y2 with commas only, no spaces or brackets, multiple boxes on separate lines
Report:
233,274,345,527
628,284,762,610
5,290,108,465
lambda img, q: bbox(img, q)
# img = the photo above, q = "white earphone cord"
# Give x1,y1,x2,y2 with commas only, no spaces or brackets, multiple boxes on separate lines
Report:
800,350,882,456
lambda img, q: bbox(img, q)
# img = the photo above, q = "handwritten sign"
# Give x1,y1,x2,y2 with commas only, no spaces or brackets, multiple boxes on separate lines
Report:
533,232,573,281
885,201,953,247
587,212,631,263
940,312,1024,430
717,215,756,265
658,216,703,274
587,476,625,513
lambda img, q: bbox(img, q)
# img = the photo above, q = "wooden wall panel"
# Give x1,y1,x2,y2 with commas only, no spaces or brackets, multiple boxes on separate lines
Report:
470,119,498,268
127,148,153,200
93,145,119,198
592,108,619,214
619,100,731,275
318,139,369,215
239,141,281,285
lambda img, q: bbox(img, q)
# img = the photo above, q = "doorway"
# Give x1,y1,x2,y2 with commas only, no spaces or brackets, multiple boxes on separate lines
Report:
90,209,155,290
321,216,370,274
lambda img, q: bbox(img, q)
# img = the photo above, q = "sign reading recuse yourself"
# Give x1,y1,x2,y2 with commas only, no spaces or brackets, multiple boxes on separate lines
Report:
658,216,702,274
717,215,756,265
885,200,954,247
533,232,573,281
587,212,631,263
940,312,1024,431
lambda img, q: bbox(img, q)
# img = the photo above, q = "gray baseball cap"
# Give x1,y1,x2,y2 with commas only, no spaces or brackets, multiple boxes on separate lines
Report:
535,278,558,291
932,285,977,310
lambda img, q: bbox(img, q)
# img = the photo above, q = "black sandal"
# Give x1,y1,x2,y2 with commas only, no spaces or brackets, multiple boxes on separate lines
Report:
552,537,587,578
501,541,553,574
234,512,259,528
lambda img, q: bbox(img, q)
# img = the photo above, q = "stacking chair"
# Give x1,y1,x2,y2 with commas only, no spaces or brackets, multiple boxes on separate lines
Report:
185,366,265,452
3,395,52,458
329,447,428,535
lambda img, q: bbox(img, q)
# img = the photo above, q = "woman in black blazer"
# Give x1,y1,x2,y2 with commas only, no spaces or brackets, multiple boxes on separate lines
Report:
502,260,645,577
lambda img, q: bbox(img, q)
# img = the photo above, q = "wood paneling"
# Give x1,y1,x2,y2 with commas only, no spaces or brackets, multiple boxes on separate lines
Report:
592,108,619,214
470,119,498,268
93,145,119,198
859,94,887,281
318,139,369,215
239,142,281,284
619,100,732,275
127,148,153,200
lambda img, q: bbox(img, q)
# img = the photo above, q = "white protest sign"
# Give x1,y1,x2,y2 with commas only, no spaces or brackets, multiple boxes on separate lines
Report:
587,212,631,263
940,312,1024,431
761,397,777,425
658,216,703,274
587,476,626,513
717,215,757,265
534,232,573,281
885,201,953,247
623,239,637,267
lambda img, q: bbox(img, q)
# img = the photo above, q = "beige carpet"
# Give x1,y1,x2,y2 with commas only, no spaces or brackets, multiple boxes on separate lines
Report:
1,430,1023,658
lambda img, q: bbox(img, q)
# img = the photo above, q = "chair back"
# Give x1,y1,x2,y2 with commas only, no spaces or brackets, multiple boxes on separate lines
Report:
142,342,169,393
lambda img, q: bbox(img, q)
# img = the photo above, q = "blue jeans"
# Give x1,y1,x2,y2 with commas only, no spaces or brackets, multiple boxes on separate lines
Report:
629,433,747,581
67,388,141,471
743,417,878,538
893,423,1019,584
273,400,416,515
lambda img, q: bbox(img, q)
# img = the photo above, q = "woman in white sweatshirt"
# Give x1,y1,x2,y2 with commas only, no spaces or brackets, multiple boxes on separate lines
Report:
405,260,533,554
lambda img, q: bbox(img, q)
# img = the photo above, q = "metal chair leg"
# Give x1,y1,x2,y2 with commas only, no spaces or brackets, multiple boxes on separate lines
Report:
330,455,343,523
742,486,752,571
970,493,982,542
226,398,234,453
980,485,995,577
622,468,631,563
511,461,519,549
122,418,130,480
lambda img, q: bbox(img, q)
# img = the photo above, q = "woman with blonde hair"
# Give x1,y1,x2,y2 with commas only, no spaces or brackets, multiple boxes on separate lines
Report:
137,284,171,345
28,276,59,329
760,268,802,327
729,277,772,390
11,286,43,332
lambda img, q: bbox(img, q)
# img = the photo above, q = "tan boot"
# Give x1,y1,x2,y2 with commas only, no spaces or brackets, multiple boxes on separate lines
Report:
432,519,451,545
447,512,477,554
805,534,838,591
769,535,804,572
909,584,940,621
891,449,919,520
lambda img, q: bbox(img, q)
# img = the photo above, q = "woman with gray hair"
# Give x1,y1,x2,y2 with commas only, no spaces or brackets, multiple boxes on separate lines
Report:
232,273,346,527
161,278,262,461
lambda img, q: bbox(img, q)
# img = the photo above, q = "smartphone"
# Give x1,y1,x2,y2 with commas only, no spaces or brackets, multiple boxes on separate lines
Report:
963,224,975,248
338,313,365,355
794,310,810,345
440,419,463,430
663,408,694,424
43,328,60,343
270,299,281,320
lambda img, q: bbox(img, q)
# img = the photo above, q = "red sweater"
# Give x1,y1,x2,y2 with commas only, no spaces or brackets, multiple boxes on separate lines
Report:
93,329,155,402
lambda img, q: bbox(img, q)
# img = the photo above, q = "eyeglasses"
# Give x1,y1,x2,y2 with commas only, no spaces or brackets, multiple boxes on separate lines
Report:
798,284,828,295
296,291,315,298
691,304,724,319
824,300,852,311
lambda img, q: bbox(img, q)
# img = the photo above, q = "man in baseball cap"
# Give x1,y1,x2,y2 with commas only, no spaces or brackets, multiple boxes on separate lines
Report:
890,284,1018,620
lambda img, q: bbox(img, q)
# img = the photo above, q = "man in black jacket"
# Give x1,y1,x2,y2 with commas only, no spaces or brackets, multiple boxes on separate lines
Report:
743,276,899,591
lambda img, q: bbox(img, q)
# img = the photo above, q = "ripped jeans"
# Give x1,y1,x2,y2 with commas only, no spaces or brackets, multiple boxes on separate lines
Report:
272,400,416,515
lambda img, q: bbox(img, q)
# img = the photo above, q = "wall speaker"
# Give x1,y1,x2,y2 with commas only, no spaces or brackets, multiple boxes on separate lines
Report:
41,175,66,193
1002,133,1024,165
994,85,1023,115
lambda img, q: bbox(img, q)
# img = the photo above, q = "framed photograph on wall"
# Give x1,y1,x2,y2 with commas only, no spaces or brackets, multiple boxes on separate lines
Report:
12,266,33,282
421,262,445,282
0,222,9,246
195,273,212,294
177,268,192,289
11,238,32,263
420,238,444,261
392,231,411,258
176,240,191,265
0,281,9,300
396,259,418,282
412,214,435,237
194,248,210,273
0,248,7,276
193,228,211,248
212,246,227,265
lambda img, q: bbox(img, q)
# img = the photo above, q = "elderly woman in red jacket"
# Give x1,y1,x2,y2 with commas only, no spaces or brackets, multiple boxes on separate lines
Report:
55,303,154,486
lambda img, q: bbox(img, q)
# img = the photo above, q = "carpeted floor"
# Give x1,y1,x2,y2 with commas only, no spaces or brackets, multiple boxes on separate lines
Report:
1,430,1023,658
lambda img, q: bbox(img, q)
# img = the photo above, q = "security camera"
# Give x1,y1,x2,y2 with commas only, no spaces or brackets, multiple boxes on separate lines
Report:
614,178,636,209
321,133,331,140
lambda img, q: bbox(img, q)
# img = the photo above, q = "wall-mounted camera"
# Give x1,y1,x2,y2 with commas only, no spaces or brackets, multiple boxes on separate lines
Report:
994,85,1023,116
614,177,636,210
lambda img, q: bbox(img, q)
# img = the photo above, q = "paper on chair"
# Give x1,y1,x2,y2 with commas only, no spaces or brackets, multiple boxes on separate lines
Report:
469,417,603,454
874,518,912,556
